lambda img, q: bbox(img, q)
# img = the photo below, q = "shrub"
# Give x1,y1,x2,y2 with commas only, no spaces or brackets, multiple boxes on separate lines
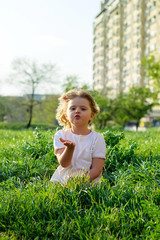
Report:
0,129,57,183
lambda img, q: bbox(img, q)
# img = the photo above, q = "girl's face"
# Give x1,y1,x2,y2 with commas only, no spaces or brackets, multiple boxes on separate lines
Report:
66,97,94,128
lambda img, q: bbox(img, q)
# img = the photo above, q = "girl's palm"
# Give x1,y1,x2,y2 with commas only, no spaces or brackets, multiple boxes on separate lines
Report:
59,138,75,149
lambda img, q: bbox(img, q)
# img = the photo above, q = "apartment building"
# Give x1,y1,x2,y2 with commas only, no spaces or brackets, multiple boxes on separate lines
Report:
93,0,160,97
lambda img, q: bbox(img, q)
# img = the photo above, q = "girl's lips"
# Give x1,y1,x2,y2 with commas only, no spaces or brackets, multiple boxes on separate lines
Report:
75,114,80,118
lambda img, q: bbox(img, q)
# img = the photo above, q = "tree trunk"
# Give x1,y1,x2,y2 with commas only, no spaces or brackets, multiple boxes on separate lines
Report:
26,86,35,129
136,121,139,131
26,104,33,128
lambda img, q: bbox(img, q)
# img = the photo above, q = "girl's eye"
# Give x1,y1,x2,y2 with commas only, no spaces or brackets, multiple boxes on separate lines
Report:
71,107,76,110
81,108,86,111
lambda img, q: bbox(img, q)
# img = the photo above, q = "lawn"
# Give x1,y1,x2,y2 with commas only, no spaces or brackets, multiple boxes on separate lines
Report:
0,128,160,239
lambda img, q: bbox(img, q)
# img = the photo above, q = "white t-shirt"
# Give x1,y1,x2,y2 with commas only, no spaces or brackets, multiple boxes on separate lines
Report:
50,129,106,183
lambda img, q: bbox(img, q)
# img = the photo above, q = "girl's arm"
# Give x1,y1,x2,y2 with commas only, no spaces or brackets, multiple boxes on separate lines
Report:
55,138,75,168
87,158,105,182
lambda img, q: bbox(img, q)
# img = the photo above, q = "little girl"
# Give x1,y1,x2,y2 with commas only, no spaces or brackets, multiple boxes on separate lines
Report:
50,89,106,183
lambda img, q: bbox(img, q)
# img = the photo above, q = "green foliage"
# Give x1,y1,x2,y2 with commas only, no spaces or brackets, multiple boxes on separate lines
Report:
0,122,57,130
62,75,92,93
32,95,59,124
103,130,124,147
91,91,114,129
0,83,155,131
125,86,154,120
0,96,27,123
0,96,8,122
89,87,154,130
62,75,79,92
0,128,160,239
143,55,160,93
113,87,154,128
111,95,131,127
0,94,59,126
102,131,139,183
0,129,57,183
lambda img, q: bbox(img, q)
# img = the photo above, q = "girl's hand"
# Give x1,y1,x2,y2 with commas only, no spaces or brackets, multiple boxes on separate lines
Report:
59,138,75,150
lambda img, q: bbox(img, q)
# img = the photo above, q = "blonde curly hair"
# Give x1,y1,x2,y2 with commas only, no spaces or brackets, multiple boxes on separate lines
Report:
56,89,99,129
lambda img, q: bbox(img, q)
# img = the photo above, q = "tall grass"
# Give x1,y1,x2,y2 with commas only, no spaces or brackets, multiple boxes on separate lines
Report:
0,128,160,239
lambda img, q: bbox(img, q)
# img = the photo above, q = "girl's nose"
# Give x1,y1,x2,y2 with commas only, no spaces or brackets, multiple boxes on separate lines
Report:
75,108,80,113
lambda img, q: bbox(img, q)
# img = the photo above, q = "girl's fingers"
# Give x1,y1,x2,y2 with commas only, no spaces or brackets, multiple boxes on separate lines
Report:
59,138,75,147
64,142,73,147
59,138,69,144
59,137,65,143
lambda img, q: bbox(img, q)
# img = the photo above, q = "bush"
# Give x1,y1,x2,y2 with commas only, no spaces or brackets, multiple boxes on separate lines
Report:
0,128,57,183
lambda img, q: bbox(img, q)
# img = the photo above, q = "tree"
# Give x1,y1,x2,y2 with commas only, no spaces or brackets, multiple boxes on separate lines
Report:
32,94,59,125
0,96,7,121
92,87,154,130
142,55,160,98
91,91,115,129
62,75,91,92
115,87,154,129
62,75,79,92
111,94,131,128
9,58,57,128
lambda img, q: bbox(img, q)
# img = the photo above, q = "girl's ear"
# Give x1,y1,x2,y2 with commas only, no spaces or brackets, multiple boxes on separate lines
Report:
90,112,95,121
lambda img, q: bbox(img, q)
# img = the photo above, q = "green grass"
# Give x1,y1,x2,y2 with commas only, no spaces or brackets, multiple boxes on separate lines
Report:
0,128,160,239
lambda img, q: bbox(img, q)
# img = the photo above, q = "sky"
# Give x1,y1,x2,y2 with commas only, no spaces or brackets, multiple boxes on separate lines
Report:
0,0,101,96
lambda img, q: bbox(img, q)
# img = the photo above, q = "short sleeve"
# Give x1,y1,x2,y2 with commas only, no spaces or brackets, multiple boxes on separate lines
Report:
92,133,106,159
54,130,65,154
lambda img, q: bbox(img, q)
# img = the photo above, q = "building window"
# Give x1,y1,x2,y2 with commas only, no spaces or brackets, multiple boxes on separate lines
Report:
114,62,119,68
114,73,119,79
122,81,126,89
151,30,156,37
122,69,129,78
115,51,119,58
146,16,156,27
123,59,127,67
150,44,156,51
